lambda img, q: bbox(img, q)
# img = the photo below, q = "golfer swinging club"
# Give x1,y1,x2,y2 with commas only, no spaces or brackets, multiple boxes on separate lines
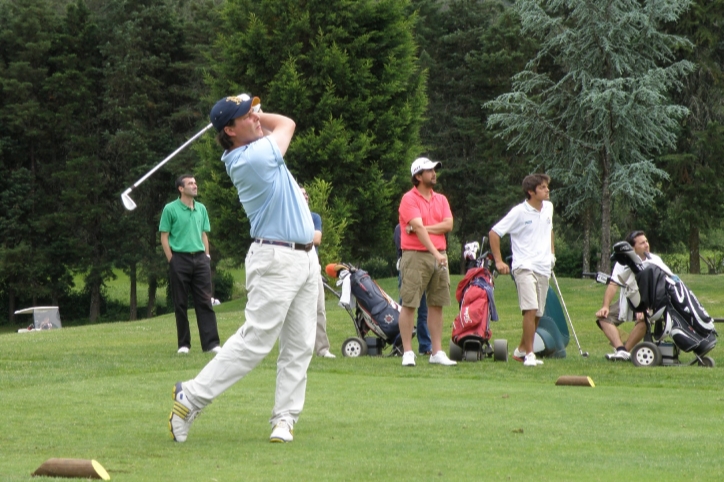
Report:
168,93,318,444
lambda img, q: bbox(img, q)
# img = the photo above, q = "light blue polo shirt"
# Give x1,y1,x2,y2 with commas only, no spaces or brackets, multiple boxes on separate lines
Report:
221,136,314,245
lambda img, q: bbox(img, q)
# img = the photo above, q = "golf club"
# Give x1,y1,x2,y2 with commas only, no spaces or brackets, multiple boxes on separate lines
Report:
121,122,214,211
551,271,589,358
121,95,259,211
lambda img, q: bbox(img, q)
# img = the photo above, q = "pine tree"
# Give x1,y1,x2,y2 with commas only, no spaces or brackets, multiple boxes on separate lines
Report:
659,1,724,273
410,0,538,261
96,0,201,320
201,0,426,261
486,0,695,271
0,0,60,321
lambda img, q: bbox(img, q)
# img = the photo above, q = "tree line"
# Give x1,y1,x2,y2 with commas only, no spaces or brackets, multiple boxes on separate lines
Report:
2,0,723,325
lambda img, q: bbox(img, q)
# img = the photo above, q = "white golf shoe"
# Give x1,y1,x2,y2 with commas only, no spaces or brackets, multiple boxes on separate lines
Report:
401,351,416,367
169,382,201,443
523,353,544,367
429,351,457,366
270,420,294,443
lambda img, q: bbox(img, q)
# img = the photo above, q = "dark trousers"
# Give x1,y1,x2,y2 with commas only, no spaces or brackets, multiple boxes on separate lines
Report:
169,252,220,351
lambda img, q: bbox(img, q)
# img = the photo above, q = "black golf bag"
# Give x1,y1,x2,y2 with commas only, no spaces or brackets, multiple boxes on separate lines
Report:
611,242,717,357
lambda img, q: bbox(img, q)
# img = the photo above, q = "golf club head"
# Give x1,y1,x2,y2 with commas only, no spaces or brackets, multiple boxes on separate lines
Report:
582,352,590,358
121,189,137,211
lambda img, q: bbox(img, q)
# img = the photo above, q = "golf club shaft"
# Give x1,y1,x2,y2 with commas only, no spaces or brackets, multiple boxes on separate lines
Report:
128,122,213,191
551,271,586,356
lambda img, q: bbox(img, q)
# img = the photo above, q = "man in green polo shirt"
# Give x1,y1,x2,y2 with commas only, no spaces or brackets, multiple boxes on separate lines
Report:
159,174,220,354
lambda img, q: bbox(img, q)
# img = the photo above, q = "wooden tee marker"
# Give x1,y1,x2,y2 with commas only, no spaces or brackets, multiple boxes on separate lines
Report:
555,376,595,387
32,458,110,480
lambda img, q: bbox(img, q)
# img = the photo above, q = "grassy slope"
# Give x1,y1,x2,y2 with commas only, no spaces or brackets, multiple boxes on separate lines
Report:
1,274,723,481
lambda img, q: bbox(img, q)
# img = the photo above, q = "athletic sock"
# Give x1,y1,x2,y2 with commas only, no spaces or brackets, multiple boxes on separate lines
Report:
616,346,626,352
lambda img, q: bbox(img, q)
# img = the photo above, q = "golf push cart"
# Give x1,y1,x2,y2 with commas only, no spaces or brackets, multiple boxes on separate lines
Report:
585,241,717,367
324,262,407,357
449,238,508,362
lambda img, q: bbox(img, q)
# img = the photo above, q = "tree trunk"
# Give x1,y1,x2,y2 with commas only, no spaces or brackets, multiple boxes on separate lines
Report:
129,262,137,320
582,206,591,275
599,155,612,274
8,286,16,324
89,280,101,322
146,274,157,318
689,224,700,274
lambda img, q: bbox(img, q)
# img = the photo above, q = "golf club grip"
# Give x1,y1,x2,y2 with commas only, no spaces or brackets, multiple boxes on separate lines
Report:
131,122,214,189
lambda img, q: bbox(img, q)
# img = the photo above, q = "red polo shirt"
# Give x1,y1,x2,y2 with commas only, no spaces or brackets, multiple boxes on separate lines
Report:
398,187,452,251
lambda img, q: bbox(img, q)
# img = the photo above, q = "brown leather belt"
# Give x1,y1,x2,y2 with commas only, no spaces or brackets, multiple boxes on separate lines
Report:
254,238,314,252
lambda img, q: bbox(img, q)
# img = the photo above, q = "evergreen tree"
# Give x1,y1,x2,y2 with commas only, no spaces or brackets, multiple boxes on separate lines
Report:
98,0,200,320
0,0,60,321
659,1,724,272
486,0,694,272
411,0,538,264
201,0,426,261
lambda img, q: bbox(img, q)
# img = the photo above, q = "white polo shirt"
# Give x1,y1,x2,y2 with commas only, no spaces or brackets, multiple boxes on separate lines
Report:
492,199,554,276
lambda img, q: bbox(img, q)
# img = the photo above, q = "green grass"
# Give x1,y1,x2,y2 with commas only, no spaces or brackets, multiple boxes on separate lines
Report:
2,274,724,481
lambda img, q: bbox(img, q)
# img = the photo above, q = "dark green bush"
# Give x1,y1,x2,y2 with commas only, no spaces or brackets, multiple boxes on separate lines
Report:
360,257,393,279
213,269,235,301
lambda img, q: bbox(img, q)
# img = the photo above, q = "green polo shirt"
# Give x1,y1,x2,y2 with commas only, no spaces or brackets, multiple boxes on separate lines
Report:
159,199,210,253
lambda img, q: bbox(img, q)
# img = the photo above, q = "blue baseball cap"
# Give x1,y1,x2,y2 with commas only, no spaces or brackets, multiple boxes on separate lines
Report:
210,94,261,132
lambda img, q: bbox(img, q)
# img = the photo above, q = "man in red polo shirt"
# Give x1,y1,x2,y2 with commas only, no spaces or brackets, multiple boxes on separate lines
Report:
398,157,456,367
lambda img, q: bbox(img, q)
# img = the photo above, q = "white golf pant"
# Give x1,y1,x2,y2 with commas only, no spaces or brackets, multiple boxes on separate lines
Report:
183,243,318,426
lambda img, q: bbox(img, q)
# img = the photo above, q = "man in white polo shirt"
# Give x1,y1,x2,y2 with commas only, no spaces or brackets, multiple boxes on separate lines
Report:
168,93,318,444
489,173,555,367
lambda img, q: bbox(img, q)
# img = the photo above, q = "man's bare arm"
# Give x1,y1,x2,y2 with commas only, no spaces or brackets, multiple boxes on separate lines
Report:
408,217,446,264
488,229,509,274
424,218,453,235
160,232,173,262
202,232,210,256
595,283,619,318
259,112,295,155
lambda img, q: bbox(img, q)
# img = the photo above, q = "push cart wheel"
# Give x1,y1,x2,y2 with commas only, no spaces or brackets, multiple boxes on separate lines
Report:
699,356,715,368
464,350,479,362
449,340,463,361
631,342,662,367
493,339,508,362
341,337,368,357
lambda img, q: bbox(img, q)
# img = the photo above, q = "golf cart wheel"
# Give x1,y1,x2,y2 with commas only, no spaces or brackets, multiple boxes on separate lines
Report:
464,350,479,362
699,356,716,368
449,340,463,361
493,339,508,362
341,337,368,357
631,342,662,367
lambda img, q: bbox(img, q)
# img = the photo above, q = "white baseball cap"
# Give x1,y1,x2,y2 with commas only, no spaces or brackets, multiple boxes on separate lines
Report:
410,157,441,176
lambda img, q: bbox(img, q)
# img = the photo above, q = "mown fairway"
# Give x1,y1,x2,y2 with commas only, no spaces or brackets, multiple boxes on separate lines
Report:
2,274,723,481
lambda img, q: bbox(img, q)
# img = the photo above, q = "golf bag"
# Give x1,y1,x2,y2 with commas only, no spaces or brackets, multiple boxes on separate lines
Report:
325,262,405,356
448,240,507,362
348,268,401,341
611,242,717,357
452,267,497,345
